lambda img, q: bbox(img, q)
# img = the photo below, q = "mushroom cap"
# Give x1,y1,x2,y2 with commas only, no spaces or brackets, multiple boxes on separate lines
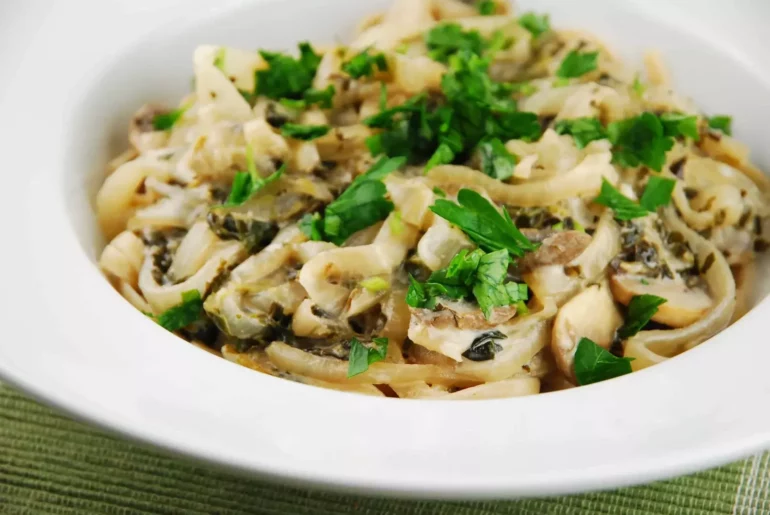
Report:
551,281,622,382
610,274,712,328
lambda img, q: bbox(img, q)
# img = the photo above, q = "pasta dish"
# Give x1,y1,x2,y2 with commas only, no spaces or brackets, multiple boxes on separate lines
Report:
96,0,770,399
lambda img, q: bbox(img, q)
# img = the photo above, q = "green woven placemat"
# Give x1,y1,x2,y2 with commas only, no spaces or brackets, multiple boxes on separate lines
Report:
0,385,767,515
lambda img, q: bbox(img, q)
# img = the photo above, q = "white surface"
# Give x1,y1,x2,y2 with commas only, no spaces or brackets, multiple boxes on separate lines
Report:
2,0,770,499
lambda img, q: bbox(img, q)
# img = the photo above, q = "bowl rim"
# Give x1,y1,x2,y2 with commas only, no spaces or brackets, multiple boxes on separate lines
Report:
2,0,770,500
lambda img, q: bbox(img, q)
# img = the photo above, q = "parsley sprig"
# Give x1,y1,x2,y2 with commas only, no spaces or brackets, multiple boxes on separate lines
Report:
617,294,667,339
519,12,550,38
574,337,634,385
256,42,322,101
225,145,285,206
347,337,389,377
556,50,599,79
554,117,607,149
594,177,676,221
708,115,732,136
280,123,331,140
342,48,388,78
152,104,191,131
406,248,529,319
157,290,203,332
430,188,538,258
299,157,405,245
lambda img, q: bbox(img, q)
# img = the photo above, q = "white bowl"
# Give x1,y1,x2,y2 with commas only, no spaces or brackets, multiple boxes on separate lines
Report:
2,0,770,499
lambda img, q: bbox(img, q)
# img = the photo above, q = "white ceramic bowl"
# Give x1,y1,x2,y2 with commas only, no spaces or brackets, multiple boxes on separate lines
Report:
2,0,770,499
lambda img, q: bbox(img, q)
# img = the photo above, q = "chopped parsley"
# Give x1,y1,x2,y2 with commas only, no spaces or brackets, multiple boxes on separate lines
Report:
478,138,517,180
573,337,634,386
157,290,203,332
556,50,599,79
660,112,700,141
607,112,673,171
303,156,405,245
342,48,389,79
478,0,496,15
364,42,541,169
639,175,677,212
518,12,550,38
347,337,389,377
152,105,190,131
280,123,331,140
430,188,539,258
554,117,608,149
213,47,226,72
617,294,667,339
225,145,285,206
299,212,324,241
388,210,405,235
406,248,529,319
432,187,447,198
256,42,321,100
425,23,486,63
301,85,337,109
632,75,646,96
708,115,733,136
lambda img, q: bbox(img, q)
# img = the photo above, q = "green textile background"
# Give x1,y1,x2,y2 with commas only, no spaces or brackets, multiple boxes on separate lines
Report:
1,385,767,514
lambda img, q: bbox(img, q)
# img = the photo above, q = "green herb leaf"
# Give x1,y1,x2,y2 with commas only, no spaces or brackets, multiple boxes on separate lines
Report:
432,187,447,197
518,12,550,38
303,85,336,108
556,50,599,79
430,188,538,257
157,290,203,332
660,112,700,141
475,249,510,284
347,337,389,377
442,249,485,286
389,211,404,235
152,105,190,131
224,147,285,207
510,81,538,96
708,115,732,136
299,213,324,241
608,112,674,171
256,42,321,100
632,75,646,96
478,138,516,180
323,181,393,245
426,143,456,171
554,117,608,149
639,175,676,212
478,0,496,15
593,178,650,220
617,294,667,339
342,48,389,79
280,123,331,140
573,337,634,385
426,23,487,63
406,275,428,308
472,283,512,319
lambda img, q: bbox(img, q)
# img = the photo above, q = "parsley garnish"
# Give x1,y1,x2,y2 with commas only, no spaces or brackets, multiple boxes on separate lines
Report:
573,337,634,385
406,248,528,319
225,145,285,206
430,188,538,257
300,85,337,109
639,175,676,212
594,177,676,220
157,290,203,332
478,0,496,15
554,117,608,149
708,115,732,136
256,42,321,100
556,50,599,79
299,212,324,241
152,105,190,131
617,294,667,339
593,179,648,221
518,12,550,38
342,48,388,78
348,337,389,377
478,138,517,180
425,23,486,63
280,123,331,140
660,112,700,141
305,157,405,245
607,112,673,171
432,187,447,198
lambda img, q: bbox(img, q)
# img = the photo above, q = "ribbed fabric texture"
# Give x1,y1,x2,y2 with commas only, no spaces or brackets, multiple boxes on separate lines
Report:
0,385,766,514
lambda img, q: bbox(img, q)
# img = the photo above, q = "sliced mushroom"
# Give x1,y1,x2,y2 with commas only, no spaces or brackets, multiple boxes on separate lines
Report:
518,230,592,273
610,274,712,329
552,281,623,382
